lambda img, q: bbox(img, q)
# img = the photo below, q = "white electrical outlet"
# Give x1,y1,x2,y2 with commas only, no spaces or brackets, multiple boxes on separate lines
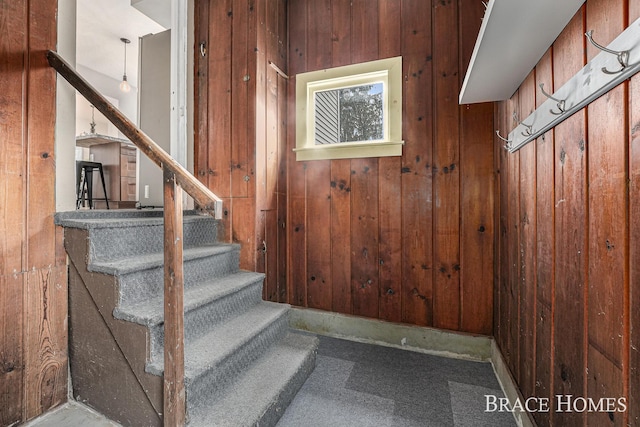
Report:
144,185,150,199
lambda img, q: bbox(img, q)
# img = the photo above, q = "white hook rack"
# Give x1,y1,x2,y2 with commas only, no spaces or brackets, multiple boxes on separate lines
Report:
504,16,640,153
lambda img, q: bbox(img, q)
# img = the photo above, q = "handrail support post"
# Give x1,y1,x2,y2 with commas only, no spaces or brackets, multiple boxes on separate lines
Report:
163,165,186,426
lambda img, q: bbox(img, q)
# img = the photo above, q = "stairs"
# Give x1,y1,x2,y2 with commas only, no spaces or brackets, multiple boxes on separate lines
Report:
56,209,317,427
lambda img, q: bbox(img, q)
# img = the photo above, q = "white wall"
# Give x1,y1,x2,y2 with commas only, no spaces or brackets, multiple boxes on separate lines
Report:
138,29,171,206
76,63,138,133
55,0,77,212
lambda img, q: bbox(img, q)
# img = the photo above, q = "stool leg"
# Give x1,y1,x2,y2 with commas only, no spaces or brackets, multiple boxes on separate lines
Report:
98,164,109,209
76,163,83,209
79,167,89,208
86,168,94,209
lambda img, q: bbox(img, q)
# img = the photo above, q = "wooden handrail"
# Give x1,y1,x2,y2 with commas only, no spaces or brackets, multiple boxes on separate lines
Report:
47,50,215,427
47,50,222,219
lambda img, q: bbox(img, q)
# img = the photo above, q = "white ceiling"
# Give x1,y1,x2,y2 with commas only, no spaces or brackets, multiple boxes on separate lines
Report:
76,0,167,87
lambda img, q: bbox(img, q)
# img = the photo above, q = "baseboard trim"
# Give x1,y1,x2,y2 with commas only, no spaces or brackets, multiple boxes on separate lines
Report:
490,340,538,427
288,307,492,361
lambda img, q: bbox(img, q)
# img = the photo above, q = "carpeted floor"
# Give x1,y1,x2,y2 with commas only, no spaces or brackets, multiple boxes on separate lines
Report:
277,335,516,427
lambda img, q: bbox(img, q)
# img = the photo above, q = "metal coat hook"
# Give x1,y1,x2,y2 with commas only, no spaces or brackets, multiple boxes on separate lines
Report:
496,130,512,150
512,111,533,137
539,83,566,115
520,121,534,137
585,30,629,74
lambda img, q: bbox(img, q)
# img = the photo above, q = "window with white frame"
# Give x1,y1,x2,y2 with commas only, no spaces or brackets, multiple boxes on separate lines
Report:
295,56,403,161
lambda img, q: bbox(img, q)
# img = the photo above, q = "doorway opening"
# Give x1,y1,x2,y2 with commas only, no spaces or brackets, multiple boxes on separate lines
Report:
55,0,193,212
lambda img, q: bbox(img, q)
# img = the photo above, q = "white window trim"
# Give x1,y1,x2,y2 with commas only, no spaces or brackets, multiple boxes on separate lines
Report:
295,56,403,161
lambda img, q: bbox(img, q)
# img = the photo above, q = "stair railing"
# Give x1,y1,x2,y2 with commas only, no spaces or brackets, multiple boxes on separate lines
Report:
47,50,220,427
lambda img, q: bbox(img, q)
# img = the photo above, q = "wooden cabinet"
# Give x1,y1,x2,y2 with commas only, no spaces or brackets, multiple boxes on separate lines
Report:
77,134,137,209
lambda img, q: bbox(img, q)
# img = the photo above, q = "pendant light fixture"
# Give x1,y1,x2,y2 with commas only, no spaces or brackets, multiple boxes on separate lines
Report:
119,37,131,93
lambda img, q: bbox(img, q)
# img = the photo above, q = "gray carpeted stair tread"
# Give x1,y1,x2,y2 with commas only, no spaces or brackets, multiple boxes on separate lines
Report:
88,244,239,275
55,209,166,224
114,271,265,326
55,213,209,230
148,301,289,378
55,209,210,226
187,332,318,427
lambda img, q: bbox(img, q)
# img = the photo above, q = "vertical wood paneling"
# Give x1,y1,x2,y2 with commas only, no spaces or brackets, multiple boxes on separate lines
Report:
231,0,250,198
23,266,67,420
306,162,332,309
264,209,278,301
506,92,520,381
194,0,209,185
331,0,351,67
432,0,461,331
400,0,434,326
630,3,640,425
552,10,587,427
197,0,493,335
377,0,402,323
232,197,257,269
25,0,67,420
0,274,24,425
304,0,332,310
459,102,494,335
265,45,279,215
0,1,28,421
518,72,537,401
495,100,508,353
252,0,264,280
254,0,267,283
0,1,67,423
207,0,233,198
276,27,288,303
260,0,283,299
586,1,627,425
330,160,352,314
459,0,494,336
0,0,27,278
350,159,380,318
282,0,494,332
26,9,57,269
350,0,378,64
287,0,307,307
349,0,380,318
495,2,639,426
329,0,352,315
534,49,555,426
246,0,258,203
306,0,331,70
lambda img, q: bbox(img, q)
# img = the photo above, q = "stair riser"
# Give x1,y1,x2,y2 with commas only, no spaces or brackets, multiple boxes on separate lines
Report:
186,313,289,411
148,279,265,363
87,218,217,262
118,250,240,306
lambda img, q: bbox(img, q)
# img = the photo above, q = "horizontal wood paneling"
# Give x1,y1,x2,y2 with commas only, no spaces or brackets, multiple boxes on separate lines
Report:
495,1,636,425
286,0,494,333
0,1,68,424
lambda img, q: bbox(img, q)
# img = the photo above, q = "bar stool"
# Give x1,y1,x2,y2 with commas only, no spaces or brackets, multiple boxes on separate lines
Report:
76,161,109,209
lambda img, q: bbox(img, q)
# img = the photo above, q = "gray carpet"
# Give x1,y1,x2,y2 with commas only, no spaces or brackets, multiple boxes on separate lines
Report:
277,336,516,427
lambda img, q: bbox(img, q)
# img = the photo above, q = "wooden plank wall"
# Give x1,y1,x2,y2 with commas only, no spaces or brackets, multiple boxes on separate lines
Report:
0,1,68,425
495,1,639,425
286,0,494,332
195,0,288,302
